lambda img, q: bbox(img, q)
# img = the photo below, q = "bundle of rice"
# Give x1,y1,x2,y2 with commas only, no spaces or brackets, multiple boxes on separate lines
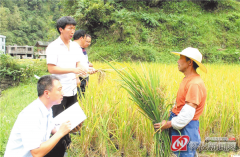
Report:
110,63,171,157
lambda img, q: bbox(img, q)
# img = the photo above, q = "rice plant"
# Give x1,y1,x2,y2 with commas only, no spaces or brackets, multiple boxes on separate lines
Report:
109,62,172,157
1,61,240,156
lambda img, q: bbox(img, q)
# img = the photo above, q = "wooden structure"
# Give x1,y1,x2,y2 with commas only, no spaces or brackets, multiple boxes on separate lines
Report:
34,41,51,59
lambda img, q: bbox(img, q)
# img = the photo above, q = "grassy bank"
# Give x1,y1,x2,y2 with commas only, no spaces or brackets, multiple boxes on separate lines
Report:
1,62,240,156
62,0,240,63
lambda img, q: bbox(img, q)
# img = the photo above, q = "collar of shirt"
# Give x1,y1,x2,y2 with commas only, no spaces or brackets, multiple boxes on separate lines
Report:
56,36,72,47
36,98,52,118
81,48,87,55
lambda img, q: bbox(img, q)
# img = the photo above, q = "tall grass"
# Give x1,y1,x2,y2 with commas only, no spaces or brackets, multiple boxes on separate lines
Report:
1,62,240,156
0,83,37,156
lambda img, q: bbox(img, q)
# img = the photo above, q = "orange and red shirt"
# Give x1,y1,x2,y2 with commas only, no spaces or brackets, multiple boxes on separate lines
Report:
172,74,207,120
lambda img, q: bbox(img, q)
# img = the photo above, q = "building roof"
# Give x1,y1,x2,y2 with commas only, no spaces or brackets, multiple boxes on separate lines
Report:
6,45,33,47
0,35,6,38
35,41,51,47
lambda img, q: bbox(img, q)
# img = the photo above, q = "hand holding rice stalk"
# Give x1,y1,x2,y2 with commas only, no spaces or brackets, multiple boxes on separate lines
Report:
73,67,125,84
108,62,172,157
72,68,106,84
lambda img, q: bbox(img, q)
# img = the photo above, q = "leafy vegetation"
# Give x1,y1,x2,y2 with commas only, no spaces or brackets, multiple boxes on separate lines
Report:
1,0,240,62
0,0,62,46
61,0,240,63
0,54,47,83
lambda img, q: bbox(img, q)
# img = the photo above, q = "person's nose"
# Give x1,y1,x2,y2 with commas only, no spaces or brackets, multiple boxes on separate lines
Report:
71,30,75,34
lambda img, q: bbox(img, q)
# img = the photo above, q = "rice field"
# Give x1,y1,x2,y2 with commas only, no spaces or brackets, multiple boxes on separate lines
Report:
70,62,240,156
0,62,240,156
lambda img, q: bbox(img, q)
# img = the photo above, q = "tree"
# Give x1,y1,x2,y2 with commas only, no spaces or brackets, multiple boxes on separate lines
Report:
8,6,22,30
0,7,10,32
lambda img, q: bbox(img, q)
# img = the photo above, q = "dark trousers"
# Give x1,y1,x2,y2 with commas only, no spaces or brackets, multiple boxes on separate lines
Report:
44,95,77,157
77,77,89,98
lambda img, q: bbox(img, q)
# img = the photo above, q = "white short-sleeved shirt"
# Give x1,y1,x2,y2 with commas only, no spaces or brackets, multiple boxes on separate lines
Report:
71,41,89,78
4,98,54,157
71,42,89,69
46,37,81,96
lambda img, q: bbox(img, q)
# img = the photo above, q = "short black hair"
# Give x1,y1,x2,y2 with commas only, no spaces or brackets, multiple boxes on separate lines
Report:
37,75,60,97
56,16,76,34
186,57,199,70
73,29,86,40
86,34,91,38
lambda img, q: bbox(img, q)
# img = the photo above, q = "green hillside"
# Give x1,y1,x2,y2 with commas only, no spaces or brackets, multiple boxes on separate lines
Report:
0,0,62,46
1,0,240,63
62,0,240,63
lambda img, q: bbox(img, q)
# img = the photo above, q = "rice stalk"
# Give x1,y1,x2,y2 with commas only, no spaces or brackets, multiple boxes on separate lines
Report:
96,69,106,84
108,62,171,157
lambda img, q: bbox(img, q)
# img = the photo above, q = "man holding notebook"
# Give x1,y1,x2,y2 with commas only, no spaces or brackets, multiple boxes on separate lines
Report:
4,75,71,157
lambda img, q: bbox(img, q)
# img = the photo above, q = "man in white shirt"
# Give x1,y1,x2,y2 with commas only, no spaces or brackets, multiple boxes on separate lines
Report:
4,75,71,157
46,16,87,157
73,30,96,97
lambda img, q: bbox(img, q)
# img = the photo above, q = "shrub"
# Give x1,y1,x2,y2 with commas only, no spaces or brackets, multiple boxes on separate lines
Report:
0,54,47,83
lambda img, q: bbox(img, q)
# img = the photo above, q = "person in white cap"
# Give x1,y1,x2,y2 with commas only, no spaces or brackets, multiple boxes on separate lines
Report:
154,47,207,157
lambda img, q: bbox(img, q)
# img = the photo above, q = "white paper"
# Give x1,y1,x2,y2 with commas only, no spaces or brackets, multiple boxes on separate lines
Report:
53,102,87,130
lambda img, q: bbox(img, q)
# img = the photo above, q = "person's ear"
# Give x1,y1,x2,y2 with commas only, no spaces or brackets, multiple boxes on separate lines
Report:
44,90,50,99
59,27,63,34
189,59,193,66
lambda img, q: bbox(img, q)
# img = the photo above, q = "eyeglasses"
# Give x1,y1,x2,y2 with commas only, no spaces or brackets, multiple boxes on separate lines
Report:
66,27,75,31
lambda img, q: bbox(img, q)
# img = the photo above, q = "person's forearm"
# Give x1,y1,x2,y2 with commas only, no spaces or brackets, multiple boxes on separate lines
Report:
30,131,64,157
76,62,87,69
154,120,172,131
162,121,172,130
48,64,74,74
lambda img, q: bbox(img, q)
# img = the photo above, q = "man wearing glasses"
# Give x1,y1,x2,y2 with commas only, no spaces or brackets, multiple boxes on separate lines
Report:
73,30,96,97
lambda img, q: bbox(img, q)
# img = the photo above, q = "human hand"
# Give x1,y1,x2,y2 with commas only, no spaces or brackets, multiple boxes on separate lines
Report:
89,62,93,67
72,67,87,75
58,121,71,137
88,67,97,74
154,120,168,132
70,122,84,133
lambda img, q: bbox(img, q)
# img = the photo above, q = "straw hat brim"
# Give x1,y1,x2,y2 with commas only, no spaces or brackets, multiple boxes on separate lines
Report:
171,52,207,73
